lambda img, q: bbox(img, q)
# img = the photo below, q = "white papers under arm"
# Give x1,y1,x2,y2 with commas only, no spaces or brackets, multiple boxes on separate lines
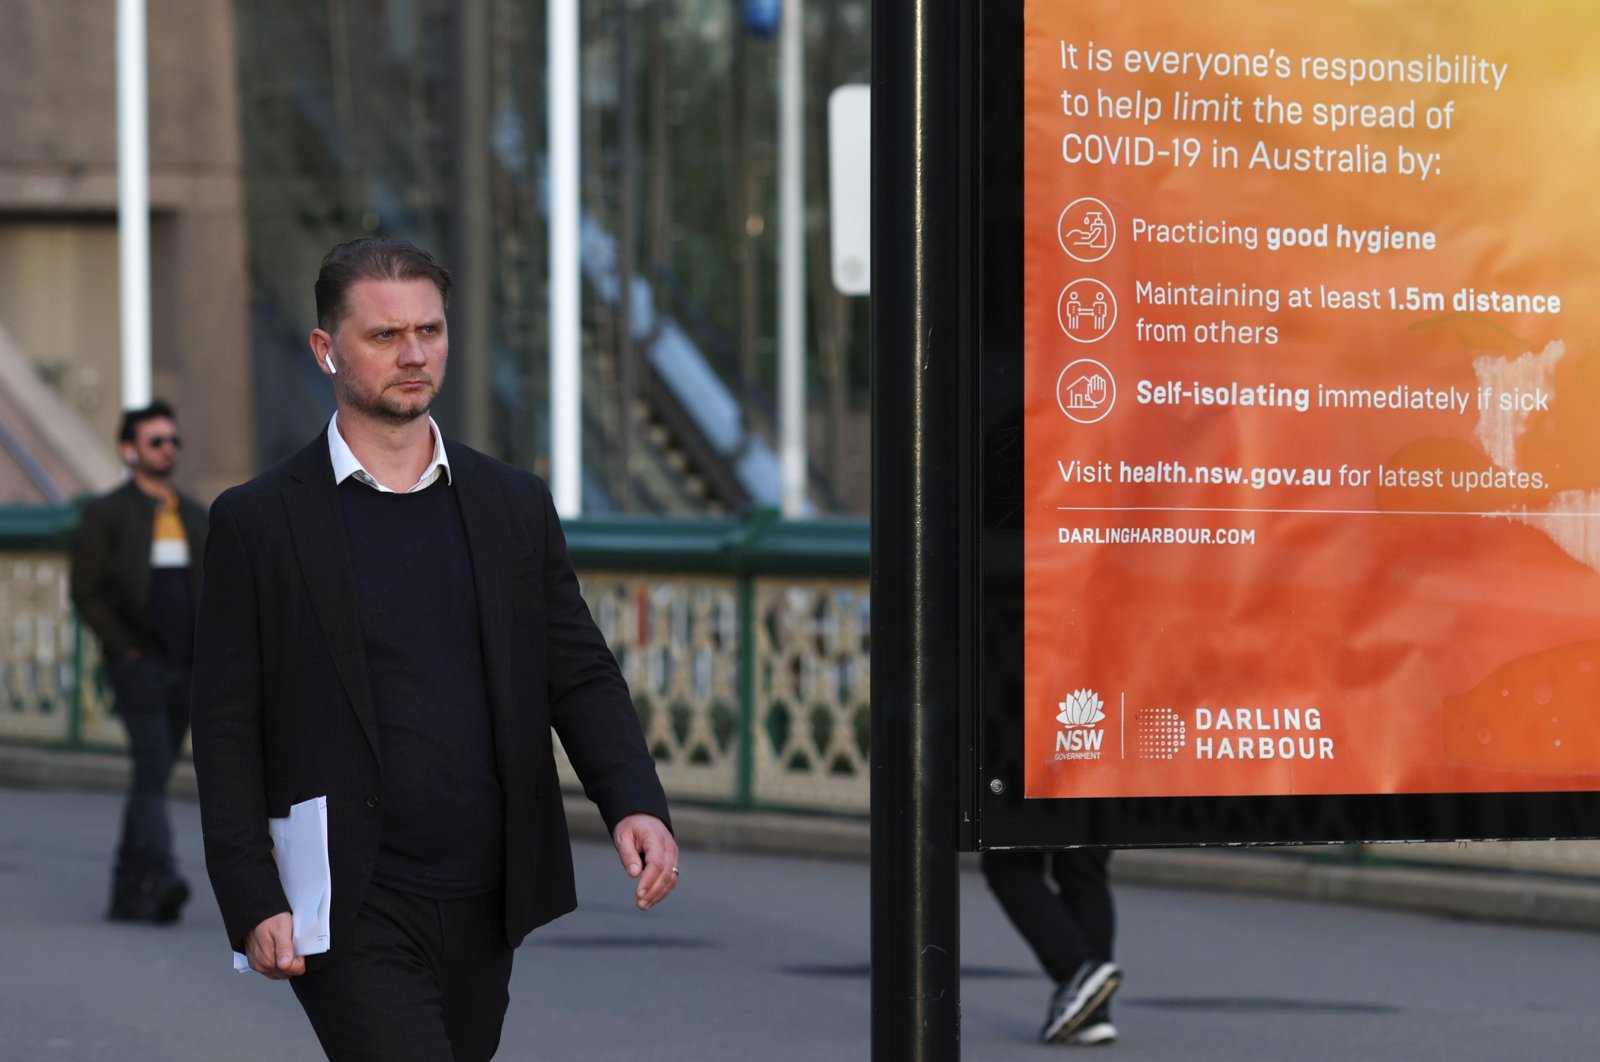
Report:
274,795,333,955
229,795,333,971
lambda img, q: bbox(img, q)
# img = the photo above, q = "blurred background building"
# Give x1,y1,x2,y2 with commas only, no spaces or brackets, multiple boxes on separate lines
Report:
0,0,871,514
1,0,251,502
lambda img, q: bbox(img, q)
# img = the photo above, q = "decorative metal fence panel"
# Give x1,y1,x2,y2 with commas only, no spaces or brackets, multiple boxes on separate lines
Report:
0,550,122,750
559,574,744,804
0,553,78,744
750,578,870,812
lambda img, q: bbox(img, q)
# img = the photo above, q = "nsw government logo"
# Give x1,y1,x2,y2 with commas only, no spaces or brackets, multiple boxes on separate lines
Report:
1053,688,1107,761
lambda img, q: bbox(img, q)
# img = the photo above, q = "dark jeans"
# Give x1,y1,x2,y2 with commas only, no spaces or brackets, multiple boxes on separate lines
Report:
109,655,190,879
981,849,1114,986
291,884,514,1062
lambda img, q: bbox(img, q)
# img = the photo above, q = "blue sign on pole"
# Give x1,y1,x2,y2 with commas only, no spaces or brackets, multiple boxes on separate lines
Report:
744,0,780,38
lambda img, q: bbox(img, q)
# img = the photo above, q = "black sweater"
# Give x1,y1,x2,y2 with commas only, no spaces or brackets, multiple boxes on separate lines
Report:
339,477,504,898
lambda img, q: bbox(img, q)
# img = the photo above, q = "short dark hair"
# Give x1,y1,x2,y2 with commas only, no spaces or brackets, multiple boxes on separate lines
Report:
118,400,176,444
314,237,452,333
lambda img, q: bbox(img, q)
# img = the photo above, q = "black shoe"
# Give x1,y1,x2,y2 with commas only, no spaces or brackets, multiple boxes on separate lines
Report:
107,891,156,922
107,872,189,925
152,874,190,924
1041,961,1122,1044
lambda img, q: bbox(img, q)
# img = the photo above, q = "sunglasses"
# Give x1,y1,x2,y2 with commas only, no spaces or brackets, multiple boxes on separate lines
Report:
144,435,183,449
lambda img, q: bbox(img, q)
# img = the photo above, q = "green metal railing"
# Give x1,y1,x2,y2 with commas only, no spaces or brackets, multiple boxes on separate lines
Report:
0,505,871,814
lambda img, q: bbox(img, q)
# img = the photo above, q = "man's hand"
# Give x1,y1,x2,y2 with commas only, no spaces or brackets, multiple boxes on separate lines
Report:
612,813,679,911
246,912,305,979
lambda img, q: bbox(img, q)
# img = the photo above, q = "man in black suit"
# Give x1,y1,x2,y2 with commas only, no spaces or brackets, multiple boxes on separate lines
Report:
71,399,206,924
191,237,677,1061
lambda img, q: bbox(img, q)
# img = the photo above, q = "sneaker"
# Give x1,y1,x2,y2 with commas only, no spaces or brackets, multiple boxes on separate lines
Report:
1065,1002,1116,1046
1068,1021,1117,1046
1041,961,1123,1044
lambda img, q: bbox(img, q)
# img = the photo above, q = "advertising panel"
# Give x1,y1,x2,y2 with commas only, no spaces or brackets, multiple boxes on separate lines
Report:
1021,1,1600,803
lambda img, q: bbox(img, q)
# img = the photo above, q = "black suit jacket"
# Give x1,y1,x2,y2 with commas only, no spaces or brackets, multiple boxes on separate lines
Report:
190,433,669,954
70,480,208,663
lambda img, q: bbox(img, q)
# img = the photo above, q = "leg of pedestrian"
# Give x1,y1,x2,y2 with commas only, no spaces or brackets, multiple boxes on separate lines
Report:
982,849,1122,1044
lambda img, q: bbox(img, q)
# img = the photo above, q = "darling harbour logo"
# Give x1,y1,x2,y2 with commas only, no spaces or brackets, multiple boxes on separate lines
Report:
1053,688,1107,761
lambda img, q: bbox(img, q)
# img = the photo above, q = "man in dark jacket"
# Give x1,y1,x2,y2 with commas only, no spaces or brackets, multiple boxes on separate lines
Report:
70,400,207,923
191,237,677,1061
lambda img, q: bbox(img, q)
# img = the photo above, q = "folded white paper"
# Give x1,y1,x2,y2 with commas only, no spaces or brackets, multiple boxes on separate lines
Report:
232,795,332,971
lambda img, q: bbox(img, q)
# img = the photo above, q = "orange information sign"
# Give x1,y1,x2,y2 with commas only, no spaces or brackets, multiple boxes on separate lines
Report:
1023,1,1600,799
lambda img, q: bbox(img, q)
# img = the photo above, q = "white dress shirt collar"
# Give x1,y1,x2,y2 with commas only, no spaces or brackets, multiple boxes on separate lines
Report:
326,412,453,493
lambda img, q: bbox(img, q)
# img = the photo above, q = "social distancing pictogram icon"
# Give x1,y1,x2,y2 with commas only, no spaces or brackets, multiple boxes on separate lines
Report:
1057,280,1117,343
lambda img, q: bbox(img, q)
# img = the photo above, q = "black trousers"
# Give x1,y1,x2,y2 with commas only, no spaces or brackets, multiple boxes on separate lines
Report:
981,849,1114,986
291,884,514,1062
109,655,190,880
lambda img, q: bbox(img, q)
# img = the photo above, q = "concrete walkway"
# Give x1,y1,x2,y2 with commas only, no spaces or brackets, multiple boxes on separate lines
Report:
8,783,1600,1061
5,744,1600,933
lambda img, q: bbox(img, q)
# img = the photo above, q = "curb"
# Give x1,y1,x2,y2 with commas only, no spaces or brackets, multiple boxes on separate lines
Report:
0,745,198,798
7,745,1599,932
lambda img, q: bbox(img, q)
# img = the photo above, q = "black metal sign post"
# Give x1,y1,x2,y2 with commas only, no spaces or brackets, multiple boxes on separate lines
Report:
870,0,971,1058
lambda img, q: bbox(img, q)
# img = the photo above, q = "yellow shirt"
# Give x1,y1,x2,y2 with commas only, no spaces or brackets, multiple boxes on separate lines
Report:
150,490,190,568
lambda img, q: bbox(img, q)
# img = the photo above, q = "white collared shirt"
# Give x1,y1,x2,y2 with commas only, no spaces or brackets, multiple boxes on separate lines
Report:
326,412,453,493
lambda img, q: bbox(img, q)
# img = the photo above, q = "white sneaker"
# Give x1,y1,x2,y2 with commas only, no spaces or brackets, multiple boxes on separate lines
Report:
1068,1020,1117,1046
1040,961,1123,1044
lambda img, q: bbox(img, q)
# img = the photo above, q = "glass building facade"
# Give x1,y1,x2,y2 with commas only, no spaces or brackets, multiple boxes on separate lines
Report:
233,0,871,514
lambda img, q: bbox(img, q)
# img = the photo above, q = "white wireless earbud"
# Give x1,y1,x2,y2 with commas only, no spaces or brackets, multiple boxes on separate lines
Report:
325,355,337,375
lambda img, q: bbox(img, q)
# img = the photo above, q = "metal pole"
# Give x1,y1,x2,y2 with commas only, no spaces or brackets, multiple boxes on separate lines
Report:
616,0,637,511
870,0,964,1057
116,0,152,410
777,0,808,517
456,0,494,452
549,0,582,514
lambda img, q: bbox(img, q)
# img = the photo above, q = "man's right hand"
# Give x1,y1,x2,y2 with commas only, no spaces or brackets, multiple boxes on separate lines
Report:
246,912,305,979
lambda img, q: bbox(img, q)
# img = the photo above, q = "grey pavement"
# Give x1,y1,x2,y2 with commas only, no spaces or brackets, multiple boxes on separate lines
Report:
10,744,1600,933
7,784,1600,1060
